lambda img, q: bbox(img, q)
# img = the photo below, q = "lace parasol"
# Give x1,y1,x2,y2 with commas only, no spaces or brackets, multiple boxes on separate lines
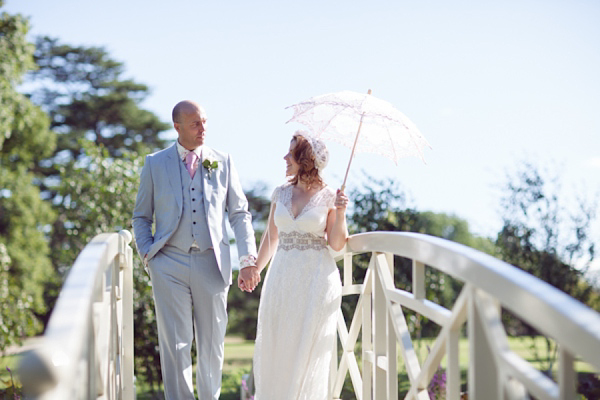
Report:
286,90,432,189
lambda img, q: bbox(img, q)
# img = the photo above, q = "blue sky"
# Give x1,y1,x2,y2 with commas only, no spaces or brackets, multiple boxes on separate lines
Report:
5,0,600,246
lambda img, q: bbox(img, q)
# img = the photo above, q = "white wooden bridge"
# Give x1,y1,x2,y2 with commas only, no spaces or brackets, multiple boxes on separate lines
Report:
17,230,600,399
18,231,134,400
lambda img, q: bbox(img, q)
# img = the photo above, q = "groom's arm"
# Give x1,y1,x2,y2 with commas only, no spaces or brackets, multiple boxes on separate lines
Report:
225,154,260,290
132,155,155,260
225,154,257,258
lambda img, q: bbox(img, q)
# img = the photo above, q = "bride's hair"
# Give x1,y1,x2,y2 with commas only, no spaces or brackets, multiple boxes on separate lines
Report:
289,133,325,188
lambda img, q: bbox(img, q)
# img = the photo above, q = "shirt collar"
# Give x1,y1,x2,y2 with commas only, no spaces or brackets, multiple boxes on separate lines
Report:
176,140,203,162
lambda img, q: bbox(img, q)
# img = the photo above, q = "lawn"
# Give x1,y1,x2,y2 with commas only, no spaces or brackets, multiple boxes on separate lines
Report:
410,336,596,374
2,335,598,399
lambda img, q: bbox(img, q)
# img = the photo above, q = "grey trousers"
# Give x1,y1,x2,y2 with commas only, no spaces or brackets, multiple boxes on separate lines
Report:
148,245,229,400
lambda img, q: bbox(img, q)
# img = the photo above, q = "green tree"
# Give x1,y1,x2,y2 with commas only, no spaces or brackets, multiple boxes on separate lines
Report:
0,3,56,348
28,36,169,164
496,161,596,306
0,243,40,352
56,140,162,389
495,160,597,373
0,2,35,149
23,36,171,273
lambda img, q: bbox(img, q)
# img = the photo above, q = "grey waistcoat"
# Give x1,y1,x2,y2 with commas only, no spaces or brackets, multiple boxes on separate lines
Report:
166,158,212,253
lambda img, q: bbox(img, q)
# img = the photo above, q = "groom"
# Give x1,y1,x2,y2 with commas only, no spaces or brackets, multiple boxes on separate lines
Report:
132,100,261,399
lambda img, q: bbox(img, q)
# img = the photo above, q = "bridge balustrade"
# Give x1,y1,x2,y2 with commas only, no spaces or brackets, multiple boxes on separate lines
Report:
15,229,600,399
18,230,135,400
328,232,600,400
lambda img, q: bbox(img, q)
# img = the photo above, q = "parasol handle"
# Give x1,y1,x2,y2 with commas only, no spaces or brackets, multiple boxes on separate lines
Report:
341,89,372,192
340,113,365,191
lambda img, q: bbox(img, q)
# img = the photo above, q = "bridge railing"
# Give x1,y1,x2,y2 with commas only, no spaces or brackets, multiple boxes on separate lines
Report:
18,230,135,400
330,231,600,400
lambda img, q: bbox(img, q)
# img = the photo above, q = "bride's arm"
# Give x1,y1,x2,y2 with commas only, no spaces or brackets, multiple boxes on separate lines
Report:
326,189,348,251
255,202,279,274
238,202,278,292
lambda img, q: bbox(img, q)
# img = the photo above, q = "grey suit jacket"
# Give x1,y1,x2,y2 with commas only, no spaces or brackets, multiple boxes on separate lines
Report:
132,144,256,284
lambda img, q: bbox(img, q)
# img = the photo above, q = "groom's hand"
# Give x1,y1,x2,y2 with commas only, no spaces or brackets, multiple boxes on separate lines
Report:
238,266,260,292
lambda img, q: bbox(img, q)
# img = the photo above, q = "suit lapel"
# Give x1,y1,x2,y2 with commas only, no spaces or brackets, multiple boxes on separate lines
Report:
202,146,215,215
166,144,183,211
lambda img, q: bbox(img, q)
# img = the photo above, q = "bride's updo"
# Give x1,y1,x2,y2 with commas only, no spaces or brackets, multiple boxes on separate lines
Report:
289,131,328,189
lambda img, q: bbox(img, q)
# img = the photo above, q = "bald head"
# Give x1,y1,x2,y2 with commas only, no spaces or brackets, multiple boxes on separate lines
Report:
172,100,204,124
172,100,207,150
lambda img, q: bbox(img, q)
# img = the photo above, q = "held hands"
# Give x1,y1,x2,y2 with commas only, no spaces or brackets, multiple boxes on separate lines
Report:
238,266,260,292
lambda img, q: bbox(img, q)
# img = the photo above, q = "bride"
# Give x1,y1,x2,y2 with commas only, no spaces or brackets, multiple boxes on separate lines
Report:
239,131,349,399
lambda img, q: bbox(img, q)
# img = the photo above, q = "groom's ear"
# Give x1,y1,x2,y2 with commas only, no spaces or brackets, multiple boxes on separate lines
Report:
173,122,180,133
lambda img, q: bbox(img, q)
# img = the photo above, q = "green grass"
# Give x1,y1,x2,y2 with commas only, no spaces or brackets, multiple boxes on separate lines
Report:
409,336,596,374
223,336,255,373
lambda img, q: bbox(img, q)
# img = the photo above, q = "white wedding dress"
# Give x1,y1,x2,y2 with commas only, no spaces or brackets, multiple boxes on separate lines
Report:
253,182,343,400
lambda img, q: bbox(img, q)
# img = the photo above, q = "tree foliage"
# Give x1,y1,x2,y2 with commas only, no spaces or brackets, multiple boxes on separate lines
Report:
54,140,143,266
23,35,170,212
21,37,171,275
495,161,598,374
496,161,596,306
27,36,169,160
0,2,35,150
55,140,163,388
0,242,41,353
0,3,56,348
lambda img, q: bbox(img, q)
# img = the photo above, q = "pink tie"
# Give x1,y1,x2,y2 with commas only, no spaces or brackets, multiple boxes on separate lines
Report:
185,151,198,178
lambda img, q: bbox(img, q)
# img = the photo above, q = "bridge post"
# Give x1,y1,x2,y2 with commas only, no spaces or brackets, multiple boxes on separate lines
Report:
559,347,577,399
119,230,135,400
384,253,398,400
468,288,499,400
373,253,387,400
363,257,374,400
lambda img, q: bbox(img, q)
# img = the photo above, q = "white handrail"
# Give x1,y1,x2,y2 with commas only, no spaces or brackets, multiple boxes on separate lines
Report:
17,230,135,400
329,231,600,400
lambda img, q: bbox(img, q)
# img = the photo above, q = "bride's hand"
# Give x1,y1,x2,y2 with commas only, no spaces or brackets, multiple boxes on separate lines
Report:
238,265,260,292
335,189,348,210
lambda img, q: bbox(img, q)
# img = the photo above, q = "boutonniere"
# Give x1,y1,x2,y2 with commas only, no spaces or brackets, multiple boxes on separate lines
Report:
202,158,219,177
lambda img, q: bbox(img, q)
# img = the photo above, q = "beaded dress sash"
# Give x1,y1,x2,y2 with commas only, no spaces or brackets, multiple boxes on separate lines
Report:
278,231,327,251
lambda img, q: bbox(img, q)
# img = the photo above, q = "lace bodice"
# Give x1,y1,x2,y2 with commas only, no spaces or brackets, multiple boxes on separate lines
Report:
272,182,336,242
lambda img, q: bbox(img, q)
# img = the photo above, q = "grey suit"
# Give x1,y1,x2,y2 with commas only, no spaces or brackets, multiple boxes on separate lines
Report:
132,144,256,399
